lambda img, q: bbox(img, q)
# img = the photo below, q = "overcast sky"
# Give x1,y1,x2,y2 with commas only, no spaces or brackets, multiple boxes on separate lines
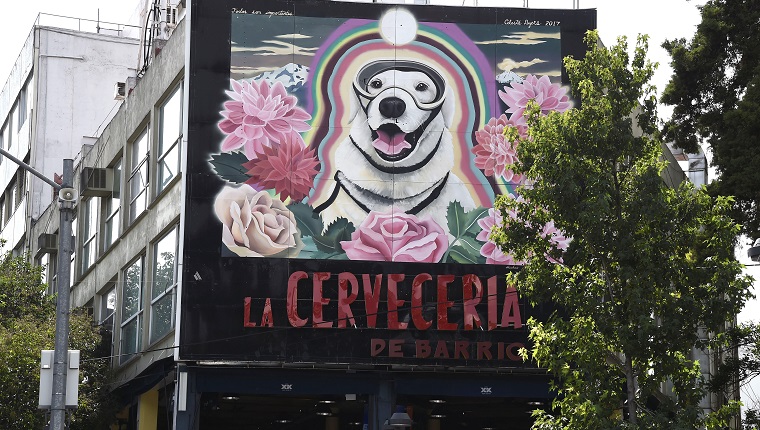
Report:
2,0,758,410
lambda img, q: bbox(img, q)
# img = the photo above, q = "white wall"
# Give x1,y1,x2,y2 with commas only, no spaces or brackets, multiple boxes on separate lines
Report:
29,27,139,221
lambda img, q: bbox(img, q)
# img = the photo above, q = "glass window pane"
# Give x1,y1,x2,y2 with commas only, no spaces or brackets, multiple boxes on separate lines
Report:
152,230,177,298
150,294,174,343
121,318,140,361
157,143,178,190
122,258,142,318
160,87,182,156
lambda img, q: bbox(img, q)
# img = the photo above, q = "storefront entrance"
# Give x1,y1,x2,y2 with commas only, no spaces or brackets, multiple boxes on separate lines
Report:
191,369,550,430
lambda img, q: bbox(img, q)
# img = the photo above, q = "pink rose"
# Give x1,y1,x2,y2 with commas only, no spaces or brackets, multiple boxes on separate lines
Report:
213,185,303,257
341,212,448,263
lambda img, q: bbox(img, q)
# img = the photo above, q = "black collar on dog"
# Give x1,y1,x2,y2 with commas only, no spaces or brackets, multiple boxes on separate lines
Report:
313,171,450,217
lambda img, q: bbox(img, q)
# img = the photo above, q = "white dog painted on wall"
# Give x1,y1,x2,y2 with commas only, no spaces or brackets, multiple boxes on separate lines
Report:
314,59,476,236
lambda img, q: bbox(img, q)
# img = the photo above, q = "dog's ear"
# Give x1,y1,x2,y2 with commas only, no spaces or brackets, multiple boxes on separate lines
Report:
348,89,360,124
441,87,455,129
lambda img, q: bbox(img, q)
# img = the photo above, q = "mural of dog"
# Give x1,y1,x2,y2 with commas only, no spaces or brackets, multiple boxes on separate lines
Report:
314,59,476,236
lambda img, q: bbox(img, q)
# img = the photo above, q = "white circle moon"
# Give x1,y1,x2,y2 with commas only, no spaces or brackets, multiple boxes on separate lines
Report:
379,9,418,46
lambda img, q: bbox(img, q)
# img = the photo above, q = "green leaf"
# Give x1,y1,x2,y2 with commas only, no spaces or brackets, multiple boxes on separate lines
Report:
446,202,489,245
317,218,355,253
288,203,323,239
447,241,486,265
209,152,251,184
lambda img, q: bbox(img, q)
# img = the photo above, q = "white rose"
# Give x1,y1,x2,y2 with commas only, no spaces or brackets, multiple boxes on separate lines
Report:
213,185,303,257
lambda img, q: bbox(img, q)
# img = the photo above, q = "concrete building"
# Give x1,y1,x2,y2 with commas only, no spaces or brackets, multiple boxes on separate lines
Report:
0,18,139,256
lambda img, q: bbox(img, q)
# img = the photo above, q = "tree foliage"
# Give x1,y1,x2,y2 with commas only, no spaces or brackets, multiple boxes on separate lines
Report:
492,31,753,428
661,0,760,240
0,250,117,430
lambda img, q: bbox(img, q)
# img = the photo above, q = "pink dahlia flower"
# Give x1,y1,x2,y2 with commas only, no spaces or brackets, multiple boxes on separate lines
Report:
218,79,312,159
541,220,572,264
477,206,525,265
499,75,571,122
243,131,320,202
341,211,448,263
472,114,527,183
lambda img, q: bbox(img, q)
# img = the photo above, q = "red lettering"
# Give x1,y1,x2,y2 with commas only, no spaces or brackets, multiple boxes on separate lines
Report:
497,342,504,360
389,339,404,357
500,286,522,328
506,342,524,361
338,272,359,328
371,339,386,357
437,275,457,330
454,341,470,359
260,298,273,327
411,273,432,330
416,340,431,358
463,274,483,330
243,297,256,327
387,274,407,329
488,276,498,330
433,340,450,358
313,272,332,328
363,274,382,328
287,272,308,327
477,342,493,360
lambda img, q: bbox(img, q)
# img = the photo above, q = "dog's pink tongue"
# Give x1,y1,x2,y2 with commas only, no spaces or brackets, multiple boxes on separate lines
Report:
373,130,411,156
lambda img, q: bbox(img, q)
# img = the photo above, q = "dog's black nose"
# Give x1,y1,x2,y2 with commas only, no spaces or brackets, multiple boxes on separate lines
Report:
378,97,406,118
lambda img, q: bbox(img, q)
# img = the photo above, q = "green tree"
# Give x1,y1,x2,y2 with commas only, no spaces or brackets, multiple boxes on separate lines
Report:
492,31,753,428
0,250,117,430
661,0,760,241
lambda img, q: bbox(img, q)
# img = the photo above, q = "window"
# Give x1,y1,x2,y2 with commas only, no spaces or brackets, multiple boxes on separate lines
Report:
17,84,27,131
15,168,25,208
45,254,58,294
70,216,77,287
157,85,182,193
121,256,143,363
104,159,122,250
1,119,9,150
99,285,117,358
39,253,56,296
7,179,17,214
0,196,4,225
81,197,98,272
6,106,14,148
150,227,178,343
129,127,149,223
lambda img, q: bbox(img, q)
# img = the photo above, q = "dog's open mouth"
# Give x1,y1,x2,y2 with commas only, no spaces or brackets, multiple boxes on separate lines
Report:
371,123,418,161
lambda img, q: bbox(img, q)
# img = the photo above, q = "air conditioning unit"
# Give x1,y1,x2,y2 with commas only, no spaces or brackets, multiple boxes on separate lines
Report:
38,233,58,253
114,82,126,100
80,167,114,197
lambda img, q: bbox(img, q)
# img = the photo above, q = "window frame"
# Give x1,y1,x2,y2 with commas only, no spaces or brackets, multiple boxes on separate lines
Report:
120,255,144,364
103,158,122,251
128,125,150,224
81,197,99,273
156,83,183,194
149,226,179,344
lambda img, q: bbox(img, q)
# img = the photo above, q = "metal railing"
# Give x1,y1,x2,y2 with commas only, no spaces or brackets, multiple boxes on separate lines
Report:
35,12,141,38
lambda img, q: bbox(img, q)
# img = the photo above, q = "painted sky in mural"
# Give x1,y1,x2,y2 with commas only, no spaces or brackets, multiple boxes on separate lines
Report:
210,7,572,265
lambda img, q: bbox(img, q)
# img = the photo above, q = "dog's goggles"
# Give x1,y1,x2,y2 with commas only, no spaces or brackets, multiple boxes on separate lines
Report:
353,59,447,111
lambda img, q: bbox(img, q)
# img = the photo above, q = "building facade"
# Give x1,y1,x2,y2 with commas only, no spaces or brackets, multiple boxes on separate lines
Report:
15,1,731,429
0,20,139,256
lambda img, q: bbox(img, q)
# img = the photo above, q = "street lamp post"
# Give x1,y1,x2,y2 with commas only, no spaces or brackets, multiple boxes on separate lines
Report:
0,148,75,430
50,159,75,430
